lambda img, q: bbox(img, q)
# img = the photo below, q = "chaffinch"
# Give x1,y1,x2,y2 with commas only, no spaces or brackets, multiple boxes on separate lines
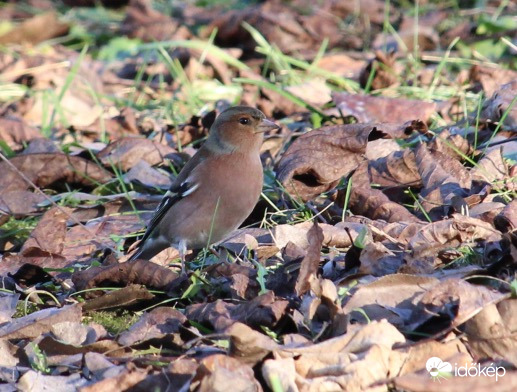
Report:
128,106,279,272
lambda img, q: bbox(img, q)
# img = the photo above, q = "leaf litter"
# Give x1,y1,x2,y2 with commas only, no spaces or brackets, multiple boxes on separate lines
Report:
0,0,516,391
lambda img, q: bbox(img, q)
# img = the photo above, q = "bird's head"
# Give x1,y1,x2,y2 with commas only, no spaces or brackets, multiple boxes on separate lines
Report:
207,106,279,153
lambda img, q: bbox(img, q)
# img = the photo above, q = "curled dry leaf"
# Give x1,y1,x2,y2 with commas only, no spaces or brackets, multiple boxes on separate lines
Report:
471,148,508,187
0,11,69,45
333,92,436,124
120,0,191,42
80,363,150,392
481,80,517,131
469,65,517,97
21,207,68,255
368,149,421,188
464,298,517,367
275,320,406,392
0,304,81,340
294,222,324,296
227,322,279,366
494,200,517,233
123,160,173,190
186,291,288,332
0,153,113,194
404,214,501,271
17,371,88,392
0,116,41,151
194,354,262,392
118,306,186,347
415,144,471,217
276,123,386,201
62,214,143,262
343,274,439,327
82,284,155,311
349,186,421,223
97,137,175,171
359,50,398,90
71,259,180,293
408,279,508,332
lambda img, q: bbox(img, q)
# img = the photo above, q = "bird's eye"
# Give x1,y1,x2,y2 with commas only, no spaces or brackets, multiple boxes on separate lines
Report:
239,117,250,125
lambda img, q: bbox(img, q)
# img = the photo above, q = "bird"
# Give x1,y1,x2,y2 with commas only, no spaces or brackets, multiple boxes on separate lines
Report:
128,106,279,273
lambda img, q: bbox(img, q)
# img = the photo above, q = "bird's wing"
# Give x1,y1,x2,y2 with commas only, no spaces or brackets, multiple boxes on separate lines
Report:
135,147,210,246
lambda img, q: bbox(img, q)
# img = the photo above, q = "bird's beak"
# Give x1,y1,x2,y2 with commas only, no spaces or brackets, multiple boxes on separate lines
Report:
255,118,280,133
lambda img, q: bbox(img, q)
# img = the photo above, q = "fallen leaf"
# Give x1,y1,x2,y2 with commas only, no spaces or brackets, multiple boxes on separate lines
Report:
277,123,386,201
117,306,186,346
0,153,113,194
0,304,81,340
295,222,324,296
333,92,437,123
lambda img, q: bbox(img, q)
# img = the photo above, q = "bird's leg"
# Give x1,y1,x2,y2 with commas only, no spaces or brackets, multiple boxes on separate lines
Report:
178,239,187,275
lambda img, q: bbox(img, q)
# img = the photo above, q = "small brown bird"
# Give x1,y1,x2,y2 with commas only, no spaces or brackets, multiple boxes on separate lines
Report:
128,106,279,271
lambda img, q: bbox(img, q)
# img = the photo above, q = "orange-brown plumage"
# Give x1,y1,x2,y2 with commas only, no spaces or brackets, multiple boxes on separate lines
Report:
129,106,279,271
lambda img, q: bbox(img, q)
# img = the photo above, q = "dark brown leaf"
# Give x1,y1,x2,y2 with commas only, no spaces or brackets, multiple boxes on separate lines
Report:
276,123,385,201
72,259,181,293
186,291,288,332
0,153,113,194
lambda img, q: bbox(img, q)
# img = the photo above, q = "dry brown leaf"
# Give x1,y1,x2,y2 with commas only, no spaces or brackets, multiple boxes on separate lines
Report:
333,92,436,124
368,149,421,188
343,274,439,327
481,80,517,131
276,123,386,201
469,65,517,97
408,279,508,331
295,222,324,296
359,51,398,90
118,306,186,346
0,153,113,194
21,207,68,255
195,354,262,392
186,291,288,332
276,320,406,392
72,260,180,293
123,160,172,190
494,200,517,233
17,371,87,392
464,298,517,366
0,293,19,325
415,144,471,217
404,215,501,271
227,322,279,366
0,304,81,340
349,186,421,223
397,338,471,376
97,137,175,171
0,190,46,217
79,364,150,392
0,11,68,45
120,0,191,42
0,116,41,151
